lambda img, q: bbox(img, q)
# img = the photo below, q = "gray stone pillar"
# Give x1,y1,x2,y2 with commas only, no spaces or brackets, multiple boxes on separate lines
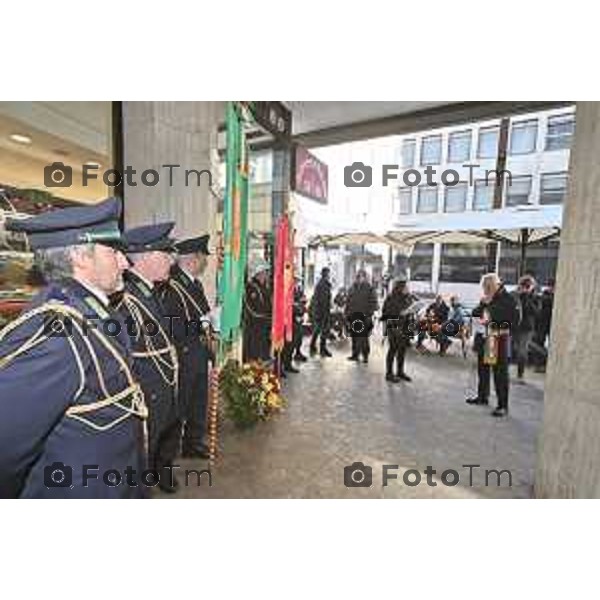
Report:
536,101,600,498
121,101,225,301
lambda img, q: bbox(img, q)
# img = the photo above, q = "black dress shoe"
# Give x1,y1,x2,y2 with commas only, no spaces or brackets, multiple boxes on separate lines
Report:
491,407,508,417
294,353,308,362
385,373,400,383
362,356,369,364
320,349,333,358
347,355,359,361
466,396,489,405
285,365,300,374
397,372,412,382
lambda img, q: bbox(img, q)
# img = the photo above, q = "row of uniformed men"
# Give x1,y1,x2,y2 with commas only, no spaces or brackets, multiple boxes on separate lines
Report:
0,197,213,498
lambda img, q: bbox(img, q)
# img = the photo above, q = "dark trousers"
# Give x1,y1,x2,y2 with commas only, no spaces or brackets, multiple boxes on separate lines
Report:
282,320,303,367
139,373,179,487
243,321,271,362
149,419,182,484
351,333,371,359
476,340,510,410
386,333,407,375
513,329,533,378
349,315,373,359
310,318,329,353
293,323,304,355
180,360,209,454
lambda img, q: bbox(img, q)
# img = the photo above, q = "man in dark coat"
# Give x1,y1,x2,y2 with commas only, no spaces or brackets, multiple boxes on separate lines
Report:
381,278,416,382
160,235,213,460
345,270,379,363
292,281,308,362
0,197,148,498
281,280,306,374
466,273,520,417
309,267,332,357
242,260,272,362
117,222,180,493
533,279,555,372
512,275,541,382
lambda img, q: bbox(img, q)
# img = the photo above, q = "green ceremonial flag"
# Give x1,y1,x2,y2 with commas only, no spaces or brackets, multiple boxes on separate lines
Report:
219,102,250,344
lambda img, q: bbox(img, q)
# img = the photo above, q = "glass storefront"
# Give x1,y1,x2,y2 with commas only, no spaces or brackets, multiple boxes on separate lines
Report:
0,101,114,323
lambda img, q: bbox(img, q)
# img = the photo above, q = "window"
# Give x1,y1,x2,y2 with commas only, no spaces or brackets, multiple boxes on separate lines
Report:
447,130,471,163
420,135,442,166
473,179,494,211
505,175,532,207
408,243,434,282
499,240,560,286
444,182,468,212
440,244,490,283
509,119,538,155
396,187,412,215
401,139,416,167
417,186,439,213
546,114,575,151
250,152,273,183
540,172,568,205
477,126,499,159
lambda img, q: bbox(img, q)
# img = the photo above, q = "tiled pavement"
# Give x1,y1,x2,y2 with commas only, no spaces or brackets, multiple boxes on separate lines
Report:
160,336,545,499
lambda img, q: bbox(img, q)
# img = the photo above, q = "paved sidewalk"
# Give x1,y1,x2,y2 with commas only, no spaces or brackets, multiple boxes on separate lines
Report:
160,337,544,499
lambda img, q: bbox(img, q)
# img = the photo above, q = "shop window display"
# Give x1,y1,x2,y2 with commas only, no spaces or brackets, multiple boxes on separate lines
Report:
0,101,113,326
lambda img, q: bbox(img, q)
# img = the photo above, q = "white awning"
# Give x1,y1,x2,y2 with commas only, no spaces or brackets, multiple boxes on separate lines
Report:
308,204,563,248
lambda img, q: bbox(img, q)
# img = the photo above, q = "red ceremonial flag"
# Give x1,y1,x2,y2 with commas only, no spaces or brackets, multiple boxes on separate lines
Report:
271,214,294,352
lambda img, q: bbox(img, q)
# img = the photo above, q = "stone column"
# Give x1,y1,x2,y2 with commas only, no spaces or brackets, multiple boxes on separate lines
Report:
121,101,225,302
536,101,600,498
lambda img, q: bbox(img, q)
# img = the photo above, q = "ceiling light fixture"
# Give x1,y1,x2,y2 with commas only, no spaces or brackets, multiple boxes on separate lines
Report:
9,134,32,144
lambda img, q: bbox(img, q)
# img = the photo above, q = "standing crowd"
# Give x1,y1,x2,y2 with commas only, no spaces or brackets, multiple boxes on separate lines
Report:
243,263,556,420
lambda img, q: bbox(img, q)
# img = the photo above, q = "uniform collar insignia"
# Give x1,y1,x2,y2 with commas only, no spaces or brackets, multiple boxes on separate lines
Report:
130,272,153,298
177,268,193,288
84,295,110,320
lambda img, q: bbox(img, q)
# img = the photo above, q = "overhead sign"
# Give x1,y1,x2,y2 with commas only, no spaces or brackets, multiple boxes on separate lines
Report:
248,101,292,140
292,144,328,204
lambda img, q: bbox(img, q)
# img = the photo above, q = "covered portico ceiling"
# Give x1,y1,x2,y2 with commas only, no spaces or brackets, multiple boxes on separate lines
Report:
286,101,573,148
287,102,450,135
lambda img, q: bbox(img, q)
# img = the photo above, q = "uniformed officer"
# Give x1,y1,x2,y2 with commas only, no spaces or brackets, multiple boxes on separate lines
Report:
159,234,213,460
116,222,180,493
0,197,148,499
242,259,272,363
